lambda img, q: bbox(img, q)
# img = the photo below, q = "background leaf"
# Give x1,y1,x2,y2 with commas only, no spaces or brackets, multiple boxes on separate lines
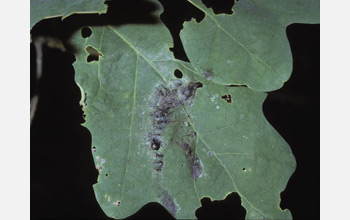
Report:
68,0,303,219
30,0,107,29
181,0,320,91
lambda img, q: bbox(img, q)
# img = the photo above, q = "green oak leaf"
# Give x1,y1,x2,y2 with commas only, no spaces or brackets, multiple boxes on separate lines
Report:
181,0,320,92
68,0,301,219
30,0,107,29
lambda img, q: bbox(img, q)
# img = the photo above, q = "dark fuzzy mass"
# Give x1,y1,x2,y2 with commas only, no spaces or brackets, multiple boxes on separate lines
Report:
148,81,202,152
181,142,202,179
154,152,164,172
159,191,177,216
148,80,203,181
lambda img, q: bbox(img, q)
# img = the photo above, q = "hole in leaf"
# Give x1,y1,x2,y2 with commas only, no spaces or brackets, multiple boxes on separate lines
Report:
104,0,159,25
221,94,232,103
87,55,97,62
92,146,97,153
226,84,247,88
196,193,246,219
196,82,203,88
242,168,246,171
174,69,183,78
159,0,205,61
105,173,108,176
86,46,102,62
201,0,236,15
81,27,92,38
149,134,162,151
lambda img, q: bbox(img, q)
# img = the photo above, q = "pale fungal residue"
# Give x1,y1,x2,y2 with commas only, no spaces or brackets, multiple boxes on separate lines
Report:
196,159,205,179
199,163,207,179
243,167,252,172
95,157,106,172
242,135,248,139
210,94,219,102
104,194,107,198
207,150,213,156
108,196,111,202
96,165,102,173
113,200,121,206
216,105,220,109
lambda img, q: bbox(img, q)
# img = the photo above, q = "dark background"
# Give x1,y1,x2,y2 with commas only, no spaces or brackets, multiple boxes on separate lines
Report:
31,0,319,219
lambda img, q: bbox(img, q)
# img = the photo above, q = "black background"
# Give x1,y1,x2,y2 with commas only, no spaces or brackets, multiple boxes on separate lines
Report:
31,0,319,219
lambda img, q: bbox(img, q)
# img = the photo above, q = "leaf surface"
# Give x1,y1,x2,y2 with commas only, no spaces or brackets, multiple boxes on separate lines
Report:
68,1,303,219
181,0,320,91
30,0,107,29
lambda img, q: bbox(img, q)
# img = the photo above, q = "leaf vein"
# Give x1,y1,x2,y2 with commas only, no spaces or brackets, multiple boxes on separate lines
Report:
92,26,106,105
108,25,167,83
187,0,277,77
120,54,139,201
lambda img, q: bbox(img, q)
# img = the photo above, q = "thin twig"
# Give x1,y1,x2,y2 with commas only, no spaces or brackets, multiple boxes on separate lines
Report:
30,36,66,125
30,37,44,126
